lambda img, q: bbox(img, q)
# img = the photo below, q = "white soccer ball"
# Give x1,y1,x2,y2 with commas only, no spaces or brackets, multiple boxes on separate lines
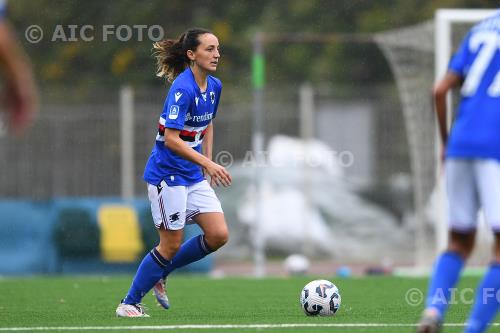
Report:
284,254,310,275
300,279,341,316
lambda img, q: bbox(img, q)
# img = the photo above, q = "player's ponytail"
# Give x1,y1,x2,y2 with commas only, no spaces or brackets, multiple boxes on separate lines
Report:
153,28,212,82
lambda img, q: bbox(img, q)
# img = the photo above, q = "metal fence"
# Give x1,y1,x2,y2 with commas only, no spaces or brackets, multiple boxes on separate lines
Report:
0,82,409,200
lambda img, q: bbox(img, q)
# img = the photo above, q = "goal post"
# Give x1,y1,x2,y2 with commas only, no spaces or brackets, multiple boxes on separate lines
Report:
435,9,498,79
375,8,498,270
246,10,498,273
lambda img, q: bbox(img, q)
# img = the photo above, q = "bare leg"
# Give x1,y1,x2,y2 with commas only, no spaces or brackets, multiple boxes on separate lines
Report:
494,233,500,262
447,230,476,259
157,227,184,260
159,212,229,279
193,212,229,251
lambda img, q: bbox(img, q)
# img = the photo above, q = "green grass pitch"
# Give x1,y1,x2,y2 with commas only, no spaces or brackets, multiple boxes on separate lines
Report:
0,275,495,332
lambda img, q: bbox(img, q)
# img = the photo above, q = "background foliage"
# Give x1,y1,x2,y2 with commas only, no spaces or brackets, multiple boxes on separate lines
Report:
9,0,497,92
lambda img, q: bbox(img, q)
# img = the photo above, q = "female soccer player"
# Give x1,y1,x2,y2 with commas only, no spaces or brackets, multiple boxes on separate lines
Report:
418,11,500,333
116,28,231,317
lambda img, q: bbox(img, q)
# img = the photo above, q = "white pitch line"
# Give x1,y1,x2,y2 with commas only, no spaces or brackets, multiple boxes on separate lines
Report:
0,323,499,331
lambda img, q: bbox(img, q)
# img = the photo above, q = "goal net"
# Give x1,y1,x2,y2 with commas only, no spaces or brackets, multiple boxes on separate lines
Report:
374,9,497,268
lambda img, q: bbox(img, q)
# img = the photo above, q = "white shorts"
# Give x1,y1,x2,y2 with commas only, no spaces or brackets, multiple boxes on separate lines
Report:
446,159,500,232
147,180,223,230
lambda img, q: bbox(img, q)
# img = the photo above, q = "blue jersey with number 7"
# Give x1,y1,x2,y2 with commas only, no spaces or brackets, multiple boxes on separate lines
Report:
447,12,500,160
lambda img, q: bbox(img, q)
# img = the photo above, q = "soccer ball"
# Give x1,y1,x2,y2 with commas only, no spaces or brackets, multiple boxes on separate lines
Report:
300,279,341,316
284,254,310,275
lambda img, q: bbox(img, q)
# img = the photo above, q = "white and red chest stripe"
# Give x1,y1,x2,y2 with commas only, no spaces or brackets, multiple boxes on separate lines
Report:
156,117,208,148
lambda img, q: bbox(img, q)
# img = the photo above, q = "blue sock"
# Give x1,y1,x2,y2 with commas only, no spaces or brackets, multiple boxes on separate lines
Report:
464,263,500,333
425,251,464,318
162,234,213,278
124,248,171,304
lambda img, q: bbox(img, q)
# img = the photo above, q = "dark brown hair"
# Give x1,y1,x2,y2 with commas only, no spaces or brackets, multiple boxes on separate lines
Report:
153,28,212,82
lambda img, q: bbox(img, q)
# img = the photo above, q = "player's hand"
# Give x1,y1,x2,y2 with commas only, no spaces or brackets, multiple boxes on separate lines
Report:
204,161,231,187
203,168,217,187
439,143,447,174
4,79,38,136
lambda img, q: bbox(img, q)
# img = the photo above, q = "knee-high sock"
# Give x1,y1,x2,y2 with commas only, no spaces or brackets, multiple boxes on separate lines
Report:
162,234,213,278
424,251,464,319
124,248,171,304
464,264,500,333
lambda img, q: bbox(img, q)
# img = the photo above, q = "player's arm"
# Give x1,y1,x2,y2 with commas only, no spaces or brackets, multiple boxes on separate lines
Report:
164,127,231,187
432,72,461,146
202,122,213,160
201,122,217,185
0,21,38,134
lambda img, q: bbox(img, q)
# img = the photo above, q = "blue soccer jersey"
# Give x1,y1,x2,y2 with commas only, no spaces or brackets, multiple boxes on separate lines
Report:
143,68,222,186
446,12,500,160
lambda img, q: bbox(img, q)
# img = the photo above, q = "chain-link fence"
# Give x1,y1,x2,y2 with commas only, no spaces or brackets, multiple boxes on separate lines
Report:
0,82,409,199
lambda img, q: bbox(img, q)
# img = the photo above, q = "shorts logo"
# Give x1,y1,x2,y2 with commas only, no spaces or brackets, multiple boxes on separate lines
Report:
210,91,215,104
169,212,180,223
169,105,179,119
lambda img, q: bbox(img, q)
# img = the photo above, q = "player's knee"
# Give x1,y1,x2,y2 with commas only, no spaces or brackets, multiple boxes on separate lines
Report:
216,230,229,248
493,234,500,261
157,240,181,260
448,231,475,259
448,242,473,259
206,230,228,251
457,248,473,259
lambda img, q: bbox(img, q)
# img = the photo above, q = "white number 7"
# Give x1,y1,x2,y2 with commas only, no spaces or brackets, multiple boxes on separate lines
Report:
461,31,500,97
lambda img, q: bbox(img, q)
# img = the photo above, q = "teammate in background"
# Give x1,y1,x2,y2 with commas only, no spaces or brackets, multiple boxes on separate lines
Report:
418,12,500,333
116,28,231,317
0,0,37,135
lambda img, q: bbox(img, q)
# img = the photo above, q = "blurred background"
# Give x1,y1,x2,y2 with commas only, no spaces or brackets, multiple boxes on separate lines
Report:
0,0,496,277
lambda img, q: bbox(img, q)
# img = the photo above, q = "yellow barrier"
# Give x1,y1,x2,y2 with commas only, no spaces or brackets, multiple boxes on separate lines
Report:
97,205,144,262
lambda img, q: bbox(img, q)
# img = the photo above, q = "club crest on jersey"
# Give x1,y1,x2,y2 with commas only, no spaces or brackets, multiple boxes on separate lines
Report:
169,105,179,119
210,91,215,104
174,91,182,102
